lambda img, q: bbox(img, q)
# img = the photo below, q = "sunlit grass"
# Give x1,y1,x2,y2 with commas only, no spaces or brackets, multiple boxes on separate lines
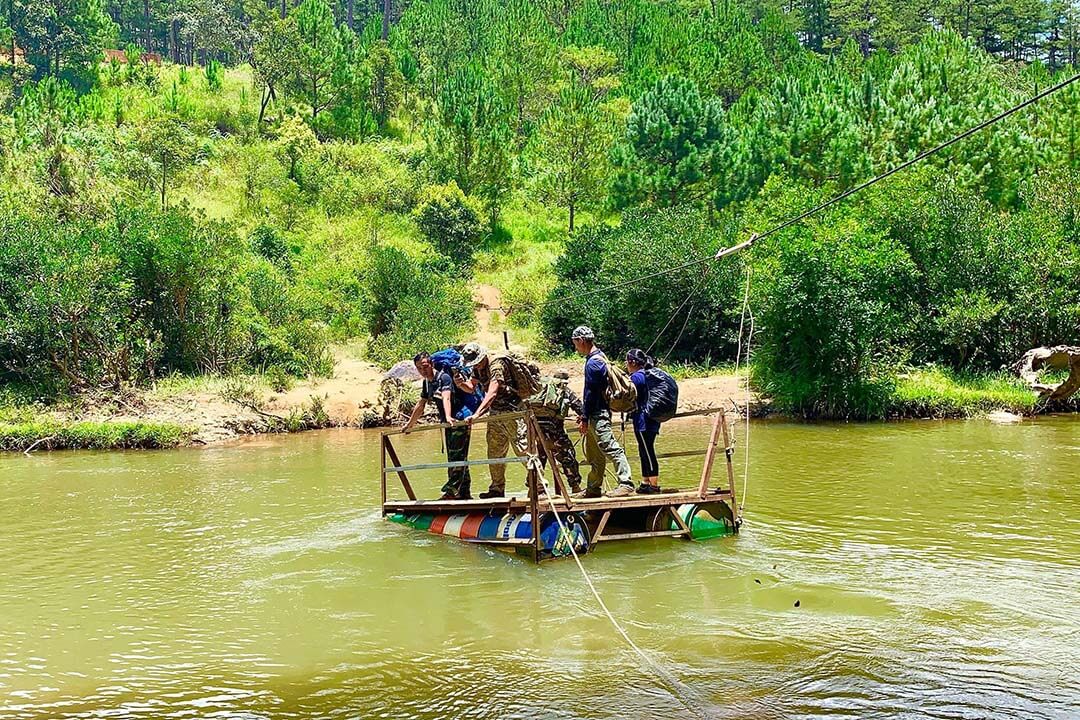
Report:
0,420,193,451
890,366,1037,417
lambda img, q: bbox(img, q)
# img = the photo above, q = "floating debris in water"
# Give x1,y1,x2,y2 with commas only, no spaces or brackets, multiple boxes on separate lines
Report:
754,578,761,584
794,600,801,608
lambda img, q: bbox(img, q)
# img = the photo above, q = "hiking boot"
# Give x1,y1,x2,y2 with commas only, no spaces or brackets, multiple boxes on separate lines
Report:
478,489,505,499
636,483,661,495
438,493,460,501
605,483,635,498
569,482,582,494
572,487,603,499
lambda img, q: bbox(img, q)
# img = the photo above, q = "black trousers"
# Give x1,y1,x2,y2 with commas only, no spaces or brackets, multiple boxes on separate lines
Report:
442,426,472,497
634,429,659,478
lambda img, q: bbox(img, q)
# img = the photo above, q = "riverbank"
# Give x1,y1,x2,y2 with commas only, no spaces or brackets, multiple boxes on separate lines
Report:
3,357,1068,452
0,346,755,452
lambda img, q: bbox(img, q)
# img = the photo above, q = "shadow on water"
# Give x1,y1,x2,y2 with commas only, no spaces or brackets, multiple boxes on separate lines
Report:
1,419,1078,719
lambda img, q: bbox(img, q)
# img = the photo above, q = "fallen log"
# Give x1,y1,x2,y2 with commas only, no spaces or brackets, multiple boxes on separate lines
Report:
1012,345,1080,401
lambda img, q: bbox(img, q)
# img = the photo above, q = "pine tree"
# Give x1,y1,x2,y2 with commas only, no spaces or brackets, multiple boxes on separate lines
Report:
290,0,345,121
611,74,725,208
426,63,513,224
532,82,617,231
15,0,115,81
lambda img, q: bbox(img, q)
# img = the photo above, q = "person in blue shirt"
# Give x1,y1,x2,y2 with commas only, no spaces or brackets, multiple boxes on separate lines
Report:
626,348,661,494
571,326,633,498
401,352,472,500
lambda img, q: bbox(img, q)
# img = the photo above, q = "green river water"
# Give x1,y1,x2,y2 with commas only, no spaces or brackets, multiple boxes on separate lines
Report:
1,417,1078,719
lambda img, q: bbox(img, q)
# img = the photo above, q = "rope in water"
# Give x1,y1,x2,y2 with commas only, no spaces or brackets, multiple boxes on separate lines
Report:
529,455,714,720
509,68,1080,316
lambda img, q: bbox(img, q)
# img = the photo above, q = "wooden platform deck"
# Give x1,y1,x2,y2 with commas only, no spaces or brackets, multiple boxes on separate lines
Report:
383,487,733,515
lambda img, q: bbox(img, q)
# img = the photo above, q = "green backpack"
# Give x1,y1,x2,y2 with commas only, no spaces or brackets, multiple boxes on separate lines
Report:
599,353,637,413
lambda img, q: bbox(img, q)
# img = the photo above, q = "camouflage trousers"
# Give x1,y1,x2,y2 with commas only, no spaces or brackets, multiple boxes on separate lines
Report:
533,414,582,490
485,412,529,494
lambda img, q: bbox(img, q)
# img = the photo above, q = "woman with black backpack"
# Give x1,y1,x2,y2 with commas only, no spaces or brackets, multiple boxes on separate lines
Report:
626,349,678,495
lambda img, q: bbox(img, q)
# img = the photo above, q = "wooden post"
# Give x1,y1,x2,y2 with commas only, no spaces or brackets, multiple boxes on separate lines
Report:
527,414,573,508
719,412,738,519
380,433,388,515
384,436,417,501
526,417,541,564
697,411,725,497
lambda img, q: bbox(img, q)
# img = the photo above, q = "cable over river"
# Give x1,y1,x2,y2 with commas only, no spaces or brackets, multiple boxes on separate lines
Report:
1,418,1077,719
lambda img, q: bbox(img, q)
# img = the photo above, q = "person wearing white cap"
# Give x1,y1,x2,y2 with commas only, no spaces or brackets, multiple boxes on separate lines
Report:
571,326,634,498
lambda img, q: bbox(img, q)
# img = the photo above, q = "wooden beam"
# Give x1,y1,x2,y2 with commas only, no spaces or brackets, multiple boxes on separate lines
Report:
593,510,612,542
667,505,693,539
527,414,574,509
385,455,524,473
383,435,416,501
697,411,726,498
595,529,691,542
380,434,388,515
382,411,527,437
382,488,731,515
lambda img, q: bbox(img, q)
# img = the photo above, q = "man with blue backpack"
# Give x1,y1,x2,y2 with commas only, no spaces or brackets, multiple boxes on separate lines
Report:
400,350,480,500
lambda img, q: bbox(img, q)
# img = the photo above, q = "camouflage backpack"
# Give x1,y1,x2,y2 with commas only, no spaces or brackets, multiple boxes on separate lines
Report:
493,352,542,400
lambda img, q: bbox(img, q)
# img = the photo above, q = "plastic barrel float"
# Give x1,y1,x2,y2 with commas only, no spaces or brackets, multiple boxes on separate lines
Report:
653,502,738,539
389,511,591,559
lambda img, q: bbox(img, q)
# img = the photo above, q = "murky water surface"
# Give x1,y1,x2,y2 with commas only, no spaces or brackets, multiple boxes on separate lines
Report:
1,418,1078,719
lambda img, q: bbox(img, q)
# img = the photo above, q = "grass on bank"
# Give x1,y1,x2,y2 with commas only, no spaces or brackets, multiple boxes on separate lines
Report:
889,367,1038,417
0,420,193,452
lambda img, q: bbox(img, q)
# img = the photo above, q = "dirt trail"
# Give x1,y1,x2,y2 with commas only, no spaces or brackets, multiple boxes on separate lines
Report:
71,285,753,444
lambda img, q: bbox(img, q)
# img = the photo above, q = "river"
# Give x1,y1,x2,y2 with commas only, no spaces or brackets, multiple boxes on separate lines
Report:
1,417,1077,719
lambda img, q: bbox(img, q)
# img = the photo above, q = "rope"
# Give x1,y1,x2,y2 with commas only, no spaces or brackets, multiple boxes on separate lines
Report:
516,69,1080,315
731,266,754,514
528,455,713,720
645,266,713,357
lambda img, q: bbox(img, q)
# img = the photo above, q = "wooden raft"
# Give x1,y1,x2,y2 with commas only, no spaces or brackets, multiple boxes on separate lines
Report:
380,407,742,562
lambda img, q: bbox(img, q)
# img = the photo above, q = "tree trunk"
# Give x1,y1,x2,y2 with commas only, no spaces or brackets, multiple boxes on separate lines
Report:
161,152,167,209
281,0,286,19
9,0,15,72
568,202,575,232
348,0,355,30
1013,345,1080,401
144,0,151,52
259,85,272,125
382,0,390,40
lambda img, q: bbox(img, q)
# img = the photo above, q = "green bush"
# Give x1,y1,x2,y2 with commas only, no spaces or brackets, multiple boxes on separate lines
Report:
753,220,919,419
0,420,192,451
414,181,485,268
541,206,743,360
362,242,475,367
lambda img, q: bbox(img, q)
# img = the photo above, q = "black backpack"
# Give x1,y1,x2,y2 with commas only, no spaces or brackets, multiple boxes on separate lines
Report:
643,367,679,422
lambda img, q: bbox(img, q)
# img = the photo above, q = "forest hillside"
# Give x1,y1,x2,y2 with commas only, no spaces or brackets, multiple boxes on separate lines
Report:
1,0,1079,438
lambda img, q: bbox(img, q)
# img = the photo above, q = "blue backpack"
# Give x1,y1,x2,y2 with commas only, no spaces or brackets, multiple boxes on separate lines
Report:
430,347,484,420
430,347,463,372
643,367,679,422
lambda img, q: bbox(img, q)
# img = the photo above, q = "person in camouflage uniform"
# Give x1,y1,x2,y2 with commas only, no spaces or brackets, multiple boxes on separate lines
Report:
461,342,538,499
529,372,583,494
